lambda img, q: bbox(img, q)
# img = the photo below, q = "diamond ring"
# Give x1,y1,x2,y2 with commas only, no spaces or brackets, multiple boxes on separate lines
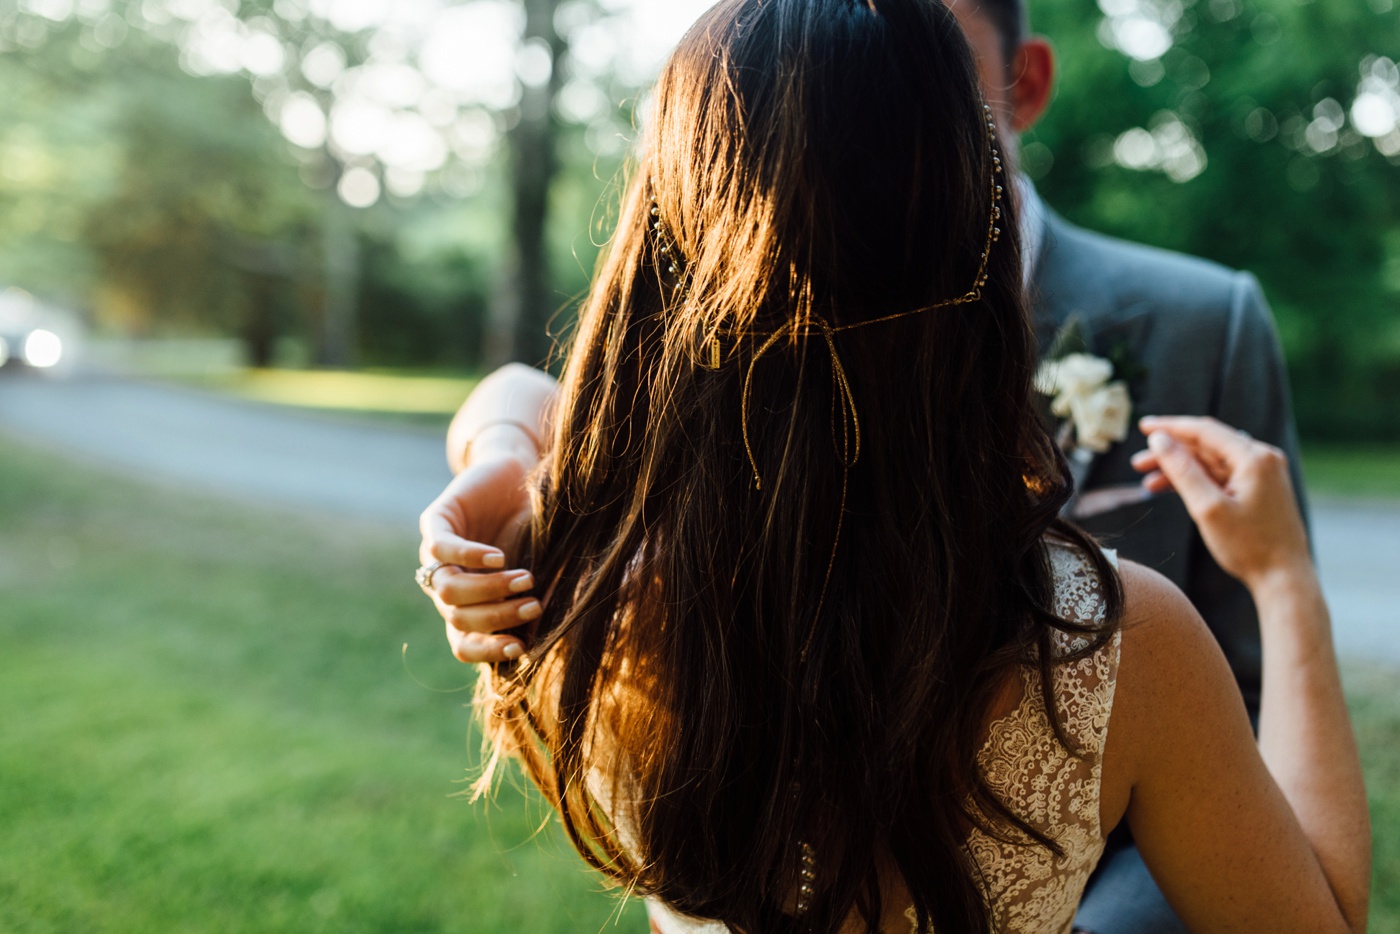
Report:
415,561,452,592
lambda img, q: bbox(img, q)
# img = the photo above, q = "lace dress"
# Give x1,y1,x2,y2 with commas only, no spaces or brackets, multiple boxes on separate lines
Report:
647,542,1123,934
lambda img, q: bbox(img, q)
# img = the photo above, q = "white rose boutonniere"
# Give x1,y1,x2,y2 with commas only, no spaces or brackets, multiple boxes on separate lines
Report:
1068,379,1132,453
1034,351,1134,454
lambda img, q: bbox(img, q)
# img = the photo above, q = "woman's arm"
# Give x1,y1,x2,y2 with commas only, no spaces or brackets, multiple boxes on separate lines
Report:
418,364,559,664
1111,417,1369,932
444,362,559,476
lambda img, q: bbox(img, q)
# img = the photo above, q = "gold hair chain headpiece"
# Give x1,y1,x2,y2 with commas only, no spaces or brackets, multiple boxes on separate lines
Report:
652,103,1005,492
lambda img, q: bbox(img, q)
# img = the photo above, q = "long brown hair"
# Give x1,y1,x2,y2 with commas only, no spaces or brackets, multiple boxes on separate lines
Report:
477,1,1122,930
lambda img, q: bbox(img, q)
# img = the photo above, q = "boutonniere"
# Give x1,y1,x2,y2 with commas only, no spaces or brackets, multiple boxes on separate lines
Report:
1034,317,1145,456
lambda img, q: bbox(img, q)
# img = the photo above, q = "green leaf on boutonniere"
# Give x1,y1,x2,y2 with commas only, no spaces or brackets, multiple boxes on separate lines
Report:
1107,340,1149,386
1046,315,1090,361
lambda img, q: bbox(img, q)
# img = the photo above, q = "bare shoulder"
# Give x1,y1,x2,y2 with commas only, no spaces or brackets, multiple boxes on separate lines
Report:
1099,559,1253,830
1114,558,1247,721
1116,559,1230,682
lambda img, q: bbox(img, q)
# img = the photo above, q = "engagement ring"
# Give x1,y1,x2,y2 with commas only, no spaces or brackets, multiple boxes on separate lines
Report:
415,561,451,592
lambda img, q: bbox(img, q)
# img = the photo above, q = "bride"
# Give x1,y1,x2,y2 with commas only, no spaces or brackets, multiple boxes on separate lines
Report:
415,0,1369,930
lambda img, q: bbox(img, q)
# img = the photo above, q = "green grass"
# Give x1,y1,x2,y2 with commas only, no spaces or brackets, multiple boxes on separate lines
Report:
3,440,1394,931
1303,444,1400,499
168,368,479,431
0,439,641,933
1343,662,1400,932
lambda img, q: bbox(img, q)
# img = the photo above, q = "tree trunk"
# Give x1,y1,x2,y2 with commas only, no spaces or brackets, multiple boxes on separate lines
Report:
319,191,359,368
242,274,278,368
485,0,566,369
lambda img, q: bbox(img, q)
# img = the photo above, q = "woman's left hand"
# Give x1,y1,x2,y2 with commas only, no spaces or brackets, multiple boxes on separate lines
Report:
418,364,557,663
419,452,539,663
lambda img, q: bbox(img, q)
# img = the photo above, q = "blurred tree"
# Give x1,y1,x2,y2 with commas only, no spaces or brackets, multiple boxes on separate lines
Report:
0,0,633,372
11,0,1389,439
0,33,116,307
1029,0,1400,439
0,16,321,364
82,64,320,365
220,0,622,368
492,0,567,367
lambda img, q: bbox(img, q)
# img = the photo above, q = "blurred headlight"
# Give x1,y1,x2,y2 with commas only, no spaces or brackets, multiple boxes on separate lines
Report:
23,329,63,369
0,336,8,367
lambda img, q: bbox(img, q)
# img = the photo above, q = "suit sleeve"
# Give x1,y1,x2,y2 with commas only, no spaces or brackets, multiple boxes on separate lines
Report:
1212,272,1310,527
1184,273,1309,717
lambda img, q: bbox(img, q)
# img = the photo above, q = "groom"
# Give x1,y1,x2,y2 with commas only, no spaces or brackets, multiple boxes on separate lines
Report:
945,1,1307,931
420,2,1308,931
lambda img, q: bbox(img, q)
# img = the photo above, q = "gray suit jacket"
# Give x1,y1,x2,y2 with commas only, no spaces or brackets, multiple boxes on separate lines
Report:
1031,210,1307,714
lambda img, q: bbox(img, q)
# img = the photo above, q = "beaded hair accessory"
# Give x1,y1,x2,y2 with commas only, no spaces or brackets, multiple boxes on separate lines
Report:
651,103,1005,493
649,104,1005,919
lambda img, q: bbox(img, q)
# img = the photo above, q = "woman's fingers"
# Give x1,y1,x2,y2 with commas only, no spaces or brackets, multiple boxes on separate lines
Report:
446,596,543,635
415,454,543,664
423,566,539,634
1139,469,1175,495
418,486,508,570
1147,431,1230,522
434,568,534,606
419,516,507,570
445,623,526,664
1139,416,1255,465
1138,416,1310,589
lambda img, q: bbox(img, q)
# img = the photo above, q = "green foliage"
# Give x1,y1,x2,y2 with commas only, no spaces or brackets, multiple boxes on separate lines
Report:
357,225,490,369
81,55,320,344
0,8,498,369
1302,442,1400,497
0,2,621,372
1030,0,1400,439
0,438,643,933
0,32,117,303
2,0,1395,435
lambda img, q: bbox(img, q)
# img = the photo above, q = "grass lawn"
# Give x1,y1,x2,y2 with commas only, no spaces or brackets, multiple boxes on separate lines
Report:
1302,444,1400,500
1345,662,1400,932
0,439,641,933
3,439,1394,931
171,368,479,432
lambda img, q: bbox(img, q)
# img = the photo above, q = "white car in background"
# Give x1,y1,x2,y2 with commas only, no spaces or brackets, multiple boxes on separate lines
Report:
0,288,81,375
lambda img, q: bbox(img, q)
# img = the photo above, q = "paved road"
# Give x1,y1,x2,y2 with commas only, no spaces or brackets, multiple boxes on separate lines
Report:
1311,499,1398,664
1,372,1394,661
0,372,450,528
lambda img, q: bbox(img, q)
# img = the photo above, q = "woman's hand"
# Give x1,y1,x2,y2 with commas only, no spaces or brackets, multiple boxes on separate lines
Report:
1130,415,1312,594
419,440,539,664
418,365,558,665
1126,417,1368,933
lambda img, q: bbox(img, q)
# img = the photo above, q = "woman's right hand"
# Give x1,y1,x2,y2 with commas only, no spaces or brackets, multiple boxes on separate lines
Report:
1130,415,1312,593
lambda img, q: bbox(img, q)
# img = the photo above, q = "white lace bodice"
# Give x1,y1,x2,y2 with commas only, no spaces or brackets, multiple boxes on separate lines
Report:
647,542,1122,934
939,542,1121,934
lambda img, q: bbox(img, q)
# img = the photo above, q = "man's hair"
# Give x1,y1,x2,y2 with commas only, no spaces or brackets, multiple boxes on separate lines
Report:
976,0,1028,68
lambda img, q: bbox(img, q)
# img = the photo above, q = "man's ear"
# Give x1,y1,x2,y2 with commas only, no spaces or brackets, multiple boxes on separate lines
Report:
1010,38,1055,134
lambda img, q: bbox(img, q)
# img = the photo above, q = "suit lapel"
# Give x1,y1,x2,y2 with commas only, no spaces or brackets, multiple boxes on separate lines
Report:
1030,211,1148,510
1028,211,1081,356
